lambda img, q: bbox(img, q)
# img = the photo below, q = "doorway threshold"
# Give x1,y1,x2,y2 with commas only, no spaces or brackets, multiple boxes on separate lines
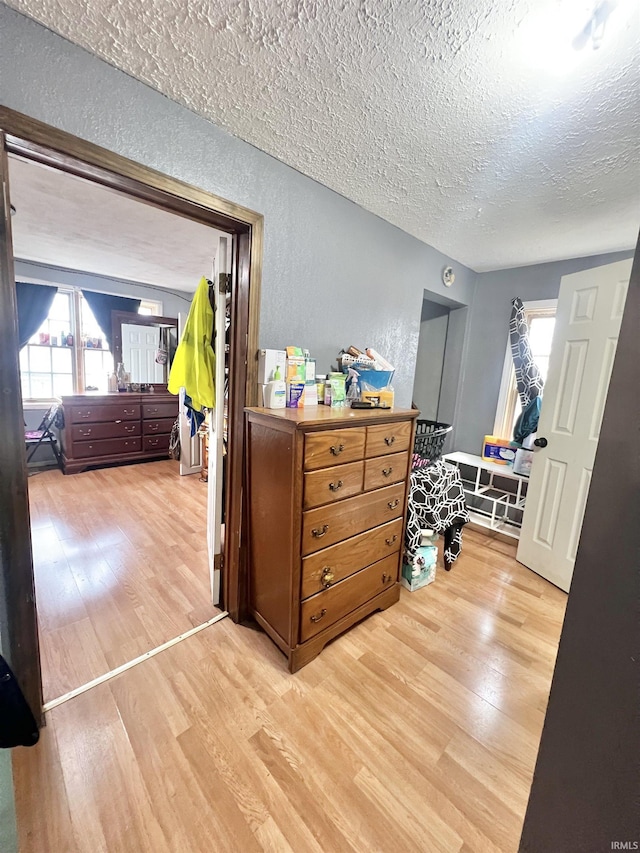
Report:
43,611,229,713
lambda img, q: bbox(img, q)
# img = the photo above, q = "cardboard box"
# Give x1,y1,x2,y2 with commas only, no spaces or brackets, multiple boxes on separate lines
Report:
258,349,287,385
401,545,437,592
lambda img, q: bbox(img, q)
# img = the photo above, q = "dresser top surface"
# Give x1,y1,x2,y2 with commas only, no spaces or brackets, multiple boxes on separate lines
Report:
246,406,419,428
60,392,175,403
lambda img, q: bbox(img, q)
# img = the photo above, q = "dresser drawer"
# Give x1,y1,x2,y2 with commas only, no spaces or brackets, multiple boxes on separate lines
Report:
301,481,405,555
303,461,364,510
300,553,398,642
301,518,403,599
304,427,366,471
142,401,178,419
143,417,175,436
69,403,140,424
366,421,412,458
143,434,170,453
73,436,141,458
364,451,410,491
71,421,139,442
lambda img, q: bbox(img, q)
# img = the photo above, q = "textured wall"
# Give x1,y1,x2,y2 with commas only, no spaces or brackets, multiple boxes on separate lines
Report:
455,249,635,454
0,5,477,409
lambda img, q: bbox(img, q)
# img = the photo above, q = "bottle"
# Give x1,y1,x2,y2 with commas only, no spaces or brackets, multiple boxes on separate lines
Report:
116,362,127,392
346,368,360,404
265,365,286,409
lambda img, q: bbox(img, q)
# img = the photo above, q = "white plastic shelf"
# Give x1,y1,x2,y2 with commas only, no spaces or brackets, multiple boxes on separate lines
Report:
444,452,528,540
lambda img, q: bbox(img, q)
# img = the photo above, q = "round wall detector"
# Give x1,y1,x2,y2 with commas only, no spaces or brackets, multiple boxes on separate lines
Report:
442,266,455,287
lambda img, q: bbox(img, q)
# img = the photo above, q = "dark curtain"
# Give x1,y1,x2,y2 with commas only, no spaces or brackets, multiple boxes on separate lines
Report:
81,290,141,349
15,282,57,349
509,297,545,410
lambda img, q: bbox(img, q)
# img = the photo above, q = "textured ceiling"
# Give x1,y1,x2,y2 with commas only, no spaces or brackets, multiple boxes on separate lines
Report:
5,0,640,271
9,155,225,291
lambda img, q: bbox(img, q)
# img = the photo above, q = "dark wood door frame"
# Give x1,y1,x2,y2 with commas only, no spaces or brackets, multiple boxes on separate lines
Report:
0,107,262,720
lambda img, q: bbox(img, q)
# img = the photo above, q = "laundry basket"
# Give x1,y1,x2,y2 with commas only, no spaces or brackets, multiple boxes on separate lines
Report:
412,419,453,467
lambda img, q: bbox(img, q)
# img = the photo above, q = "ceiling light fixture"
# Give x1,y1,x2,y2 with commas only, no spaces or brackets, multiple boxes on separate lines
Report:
572,0,618,50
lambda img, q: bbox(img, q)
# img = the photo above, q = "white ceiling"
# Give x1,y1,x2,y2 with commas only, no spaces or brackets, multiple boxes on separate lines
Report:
8,155,226,291
5,0,640,271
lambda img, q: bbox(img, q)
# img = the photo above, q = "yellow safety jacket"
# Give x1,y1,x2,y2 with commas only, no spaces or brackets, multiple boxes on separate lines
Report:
168,276,215,411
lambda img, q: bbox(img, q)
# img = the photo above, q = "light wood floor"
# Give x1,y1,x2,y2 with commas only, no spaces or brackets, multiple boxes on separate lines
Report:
14,527,566,852
28,460,218,703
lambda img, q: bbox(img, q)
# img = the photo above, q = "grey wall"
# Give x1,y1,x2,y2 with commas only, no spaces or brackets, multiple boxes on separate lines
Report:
454,250,635,454
0,564,17,853
0,696,17,853
0,5,477,409
15,260,194,317
412,301,449,421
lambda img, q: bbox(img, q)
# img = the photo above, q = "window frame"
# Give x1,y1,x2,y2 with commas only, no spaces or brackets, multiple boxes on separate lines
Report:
20,286,78,402
493,298,557,440
19,284,136,401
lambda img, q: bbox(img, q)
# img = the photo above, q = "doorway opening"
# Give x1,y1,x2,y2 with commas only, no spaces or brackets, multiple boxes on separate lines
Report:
0,107,263,721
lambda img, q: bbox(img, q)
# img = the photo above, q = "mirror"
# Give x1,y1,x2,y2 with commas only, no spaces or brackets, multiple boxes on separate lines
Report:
111,310,178,386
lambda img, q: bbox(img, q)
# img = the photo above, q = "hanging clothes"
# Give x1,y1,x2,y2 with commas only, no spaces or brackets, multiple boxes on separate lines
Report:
168,277,216,420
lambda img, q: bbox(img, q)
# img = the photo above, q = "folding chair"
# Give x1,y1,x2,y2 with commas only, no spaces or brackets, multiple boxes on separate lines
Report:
25,404,64,470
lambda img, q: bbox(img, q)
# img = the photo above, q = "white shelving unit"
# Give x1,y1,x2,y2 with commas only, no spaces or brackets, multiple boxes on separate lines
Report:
443,451,528,540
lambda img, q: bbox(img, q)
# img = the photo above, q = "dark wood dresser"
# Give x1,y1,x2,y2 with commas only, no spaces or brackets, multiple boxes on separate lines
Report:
59,392,178,474
245,406,419,672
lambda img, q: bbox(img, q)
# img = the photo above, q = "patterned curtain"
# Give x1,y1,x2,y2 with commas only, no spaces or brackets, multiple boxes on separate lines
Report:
509,297,544,409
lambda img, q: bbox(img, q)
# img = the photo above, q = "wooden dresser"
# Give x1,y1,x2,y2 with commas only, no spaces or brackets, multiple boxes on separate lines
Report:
59,392,178,474
245,406,419,672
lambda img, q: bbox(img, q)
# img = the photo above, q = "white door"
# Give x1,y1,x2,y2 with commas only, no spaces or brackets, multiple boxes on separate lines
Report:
122,323,164,383
207,234,231,606
517,259,632,591
176,312,203,477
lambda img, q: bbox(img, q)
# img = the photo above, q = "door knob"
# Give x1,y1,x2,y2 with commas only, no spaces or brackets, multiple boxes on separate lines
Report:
533,437,548,448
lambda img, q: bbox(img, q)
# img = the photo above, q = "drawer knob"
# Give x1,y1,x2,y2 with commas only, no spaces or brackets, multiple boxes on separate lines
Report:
79,429,91,436
385,534,398,546
382,573,394,584
382,467,393,477
320,567,335,588
387,499,400,510
329,443,345,456
384,435,396,446
310,609,327,623
150,424,159,432
311,524,329,538
124,409,135,415
125,426,136,433
80,412,91,419
328,479,343,492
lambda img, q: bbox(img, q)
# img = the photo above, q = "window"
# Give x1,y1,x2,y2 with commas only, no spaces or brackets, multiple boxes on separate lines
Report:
20,291,75,398
494,300,557,440
139,299,162,316
19,286,144,399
